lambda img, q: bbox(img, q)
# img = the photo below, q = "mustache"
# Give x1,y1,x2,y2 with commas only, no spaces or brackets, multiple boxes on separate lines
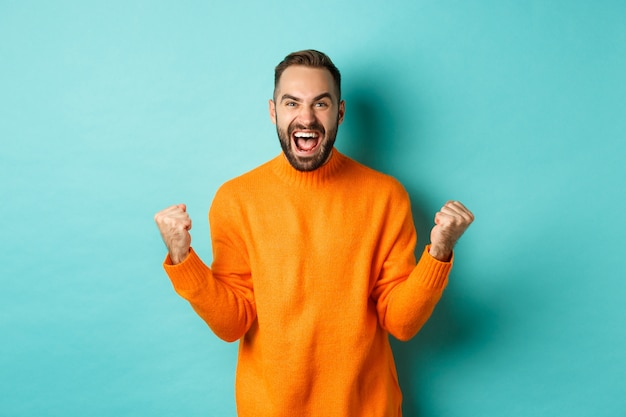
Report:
288,122,326,135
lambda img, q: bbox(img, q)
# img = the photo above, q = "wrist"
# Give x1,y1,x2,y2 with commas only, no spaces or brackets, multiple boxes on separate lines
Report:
429,244,452,262
170,248,190,265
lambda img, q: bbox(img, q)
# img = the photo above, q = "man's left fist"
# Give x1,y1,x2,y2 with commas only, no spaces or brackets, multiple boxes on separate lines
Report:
429,201,474,262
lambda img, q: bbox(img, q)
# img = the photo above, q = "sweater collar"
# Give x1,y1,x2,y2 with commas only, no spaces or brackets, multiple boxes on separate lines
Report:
271,148,347,187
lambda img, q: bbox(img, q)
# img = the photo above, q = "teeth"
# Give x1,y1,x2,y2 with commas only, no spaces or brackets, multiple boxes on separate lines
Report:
294,132,318,138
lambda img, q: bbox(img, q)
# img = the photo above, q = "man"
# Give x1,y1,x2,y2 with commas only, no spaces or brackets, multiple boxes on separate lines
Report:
154,50,474,417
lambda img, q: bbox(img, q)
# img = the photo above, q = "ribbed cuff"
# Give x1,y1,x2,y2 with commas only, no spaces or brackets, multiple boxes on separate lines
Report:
163,247,211,291
414,245,454,289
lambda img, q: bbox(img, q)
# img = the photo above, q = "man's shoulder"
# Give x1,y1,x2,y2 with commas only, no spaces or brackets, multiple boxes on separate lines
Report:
213,156,278,198
341,154,407,195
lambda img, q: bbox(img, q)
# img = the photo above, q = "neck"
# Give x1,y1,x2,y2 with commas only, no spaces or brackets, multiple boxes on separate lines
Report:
273,148,345,188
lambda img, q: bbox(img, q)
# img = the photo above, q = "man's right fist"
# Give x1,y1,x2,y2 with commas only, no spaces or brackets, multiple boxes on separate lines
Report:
154,204,192,264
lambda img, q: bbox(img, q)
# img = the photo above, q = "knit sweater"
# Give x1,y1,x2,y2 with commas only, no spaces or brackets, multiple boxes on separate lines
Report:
163,150,453,417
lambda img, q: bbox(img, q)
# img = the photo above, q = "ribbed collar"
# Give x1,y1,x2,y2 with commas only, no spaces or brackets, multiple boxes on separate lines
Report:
270,148,347,188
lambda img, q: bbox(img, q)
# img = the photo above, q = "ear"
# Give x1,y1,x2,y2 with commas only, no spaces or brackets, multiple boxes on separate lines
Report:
268,99,277,125
337,100,346,125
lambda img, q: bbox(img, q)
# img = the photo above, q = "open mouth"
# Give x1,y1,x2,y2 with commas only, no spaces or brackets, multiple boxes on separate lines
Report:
292,131,321,155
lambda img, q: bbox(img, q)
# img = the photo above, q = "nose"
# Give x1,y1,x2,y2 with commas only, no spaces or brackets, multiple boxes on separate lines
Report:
298,105,316,125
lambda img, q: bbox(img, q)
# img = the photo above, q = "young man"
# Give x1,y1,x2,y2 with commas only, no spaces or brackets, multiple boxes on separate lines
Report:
154,50,474,417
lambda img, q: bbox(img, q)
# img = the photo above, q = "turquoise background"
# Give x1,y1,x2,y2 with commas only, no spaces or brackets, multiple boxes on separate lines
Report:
1,1,624,416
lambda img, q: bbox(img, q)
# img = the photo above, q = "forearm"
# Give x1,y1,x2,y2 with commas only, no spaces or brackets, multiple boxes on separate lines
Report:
163,248,256,342
381,245,452,341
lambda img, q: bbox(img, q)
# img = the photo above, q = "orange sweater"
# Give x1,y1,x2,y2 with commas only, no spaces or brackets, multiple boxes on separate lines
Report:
163,150,452,417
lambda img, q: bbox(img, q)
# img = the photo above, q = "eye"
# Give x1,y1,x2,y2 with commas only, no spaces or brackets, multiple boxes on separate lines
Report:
314,102,329,108
285,101,297,107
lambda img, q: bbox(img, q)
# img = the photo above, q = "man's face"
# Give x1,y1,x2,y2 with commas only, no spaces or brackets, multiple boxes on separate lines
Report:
269,65,345,171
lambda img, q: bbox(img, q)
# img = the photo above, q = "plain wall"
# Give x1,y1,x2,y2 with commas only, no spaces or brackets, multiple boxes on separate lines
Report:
1,1,624,416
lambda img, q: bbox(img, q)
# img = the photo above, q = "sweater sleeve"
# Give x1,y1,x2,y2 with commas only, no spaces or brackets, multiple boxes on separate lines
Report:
162,186,256,343
381,246,452,341
371,184,453,341
163,248,255,342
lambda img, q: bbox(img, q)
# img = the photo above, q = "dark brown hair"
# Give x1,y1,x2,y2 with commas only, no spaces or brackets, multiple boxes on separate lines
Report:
274,50,342,100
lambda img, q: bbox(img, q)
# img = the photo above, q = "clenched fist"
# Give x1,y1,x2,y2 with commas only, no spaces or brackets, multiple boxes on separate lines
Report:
429,201,474,262
154,204,192,264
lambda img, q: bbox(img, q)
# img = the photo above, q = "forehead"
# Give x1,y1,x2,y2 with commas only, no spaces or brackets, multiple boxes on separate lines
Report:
275,65,338,99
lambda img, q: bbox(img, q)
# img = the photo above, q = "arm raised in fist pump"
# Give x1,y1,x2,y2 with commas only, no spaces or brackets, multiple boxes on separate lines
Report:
154,204,193,264
429,200,474,262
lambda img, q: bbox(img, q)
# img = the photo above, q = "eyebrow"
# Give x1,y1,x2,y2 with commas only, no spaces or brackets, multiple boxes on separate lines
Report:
280,92,333,103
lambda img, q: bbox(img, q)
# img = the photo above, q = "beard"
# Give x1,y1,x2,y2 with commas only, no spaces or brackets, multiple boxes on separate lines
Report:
276,118,339,172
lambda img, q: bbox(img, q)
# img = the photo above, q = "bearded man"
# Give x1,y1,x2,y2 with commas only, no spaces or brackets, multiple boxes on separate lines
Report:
154,49,474,417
